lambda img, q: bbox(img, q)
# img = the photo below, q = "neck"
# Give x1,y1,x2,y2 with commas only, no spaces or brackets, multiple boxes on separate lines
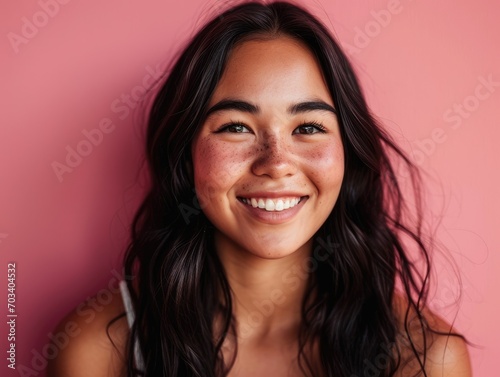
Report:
214,231,314,344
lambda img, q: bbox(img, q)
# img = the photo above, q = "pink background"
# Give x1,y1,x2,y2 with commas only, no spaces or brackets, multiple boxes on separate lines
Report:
1,0,498,375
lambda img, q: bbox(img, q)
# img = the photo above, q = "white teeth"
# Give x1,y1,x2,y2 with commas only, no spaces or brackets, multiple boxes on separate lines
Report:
240,197,304,211
265,199,275,211
275,199,284,211
251,198,258,208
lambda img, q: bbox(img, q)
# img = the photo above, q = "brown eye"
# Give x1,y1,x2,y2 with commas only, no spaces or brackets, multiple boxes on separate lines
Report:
215,122,250,133
293,122,327,135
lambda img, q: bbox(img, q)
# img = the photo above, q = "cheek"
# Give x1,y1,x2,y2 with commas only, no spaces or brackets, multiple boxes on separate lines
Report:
302,141,344,203
306,140,344,179
192,138,249,205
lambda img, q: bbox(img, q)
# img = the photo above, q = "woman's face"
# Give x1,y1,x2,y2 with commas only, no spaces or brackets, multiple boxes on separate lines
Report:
192,36,344,259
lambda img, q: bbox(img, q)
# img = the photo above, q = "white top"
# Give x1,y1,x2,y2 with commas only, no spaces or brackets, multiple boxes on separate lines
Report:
119,280,145,372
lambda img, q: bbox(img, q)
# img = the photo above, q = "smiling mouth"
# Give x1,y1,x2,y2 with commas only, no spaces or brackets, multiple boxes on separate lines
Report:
237,196,308,212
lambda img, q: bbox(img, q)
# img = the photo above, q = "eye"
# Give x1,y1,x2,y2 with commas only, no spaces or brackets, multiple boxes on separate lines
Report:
293,121,327,135
215,121,251,133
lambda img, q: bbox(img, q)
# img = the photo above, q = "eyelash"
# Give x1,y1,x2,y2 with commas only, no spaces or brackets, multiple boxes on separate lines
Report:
214,121,327,134
214,121,249,133
296,120,327,134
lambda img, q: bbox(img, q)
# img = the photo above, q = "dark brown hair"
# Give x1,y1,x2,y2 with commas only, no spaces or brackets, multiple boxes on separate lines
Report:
120,1,463,376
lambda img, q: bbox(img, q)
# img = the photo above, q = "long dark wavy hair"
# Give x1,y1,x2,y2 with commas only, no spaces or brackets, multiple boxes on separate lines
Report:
118,1,462,376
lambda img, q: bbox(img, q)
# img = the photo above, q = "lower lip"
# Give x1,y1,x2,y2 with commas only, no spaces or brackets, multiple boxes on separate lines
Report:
237,197,308,224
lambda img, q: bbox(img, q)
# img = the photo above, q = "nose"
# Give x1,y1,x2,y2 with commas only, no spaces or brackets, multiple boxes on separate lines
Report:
251,131,298,178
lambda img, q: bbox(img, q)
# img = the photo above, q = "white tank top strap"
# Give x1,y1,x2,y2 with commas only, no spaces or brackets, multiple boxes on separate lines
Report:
119,280,145,372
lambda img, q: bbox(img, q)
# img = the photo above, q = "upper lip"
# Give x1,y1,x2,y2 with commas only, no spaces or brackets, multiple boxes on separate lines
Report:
237,191,308,198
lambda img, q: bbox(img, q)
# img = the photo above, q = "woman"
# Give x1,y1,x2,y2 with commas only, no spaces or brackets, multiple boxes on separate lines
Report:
48,1,472,376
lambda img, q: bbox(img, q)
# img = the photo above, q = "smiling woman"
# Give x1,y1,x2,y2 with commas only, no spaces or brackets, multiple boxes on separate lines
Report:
192,37,344,261
48,1,471,377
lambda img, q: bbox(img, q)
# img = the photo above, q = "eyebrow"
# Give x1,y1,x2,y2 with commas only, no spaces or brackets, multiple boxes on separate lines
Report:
204,98,337,118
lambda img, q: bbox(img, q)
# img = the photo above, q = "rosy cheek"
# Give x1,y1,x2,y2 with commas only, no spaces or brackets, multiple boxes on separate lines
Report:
303,141,344,191
193,138,248,205
309,139,343,166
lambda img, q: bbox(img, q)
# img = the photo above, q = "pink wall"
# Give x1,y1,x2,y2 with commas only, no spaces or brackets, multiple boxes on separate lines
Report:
1,0,498,375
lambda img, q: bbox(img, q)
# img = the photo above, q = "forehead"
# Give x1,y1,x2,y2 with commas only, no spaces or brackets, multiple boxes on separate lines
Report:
210,36,333,106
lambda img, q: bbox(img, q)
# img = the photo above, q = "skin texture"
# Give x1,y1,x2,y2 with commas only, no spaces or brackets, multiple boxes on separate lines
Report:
46,291,128,377
192,36,344,260
191,37,344,375
47,37,472,377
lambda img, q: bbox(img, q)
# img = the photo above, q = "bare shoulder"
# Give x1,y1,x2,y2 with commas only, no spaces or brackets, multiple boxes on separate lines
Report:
423,309,472,376
46,289,130,377
393,293,472,377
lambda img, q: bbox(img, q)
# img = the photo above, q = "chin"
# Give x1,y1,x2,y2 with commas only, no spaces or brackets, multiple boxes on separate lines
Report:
249,248,297,260
212,226,315,263
241,237,312,260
